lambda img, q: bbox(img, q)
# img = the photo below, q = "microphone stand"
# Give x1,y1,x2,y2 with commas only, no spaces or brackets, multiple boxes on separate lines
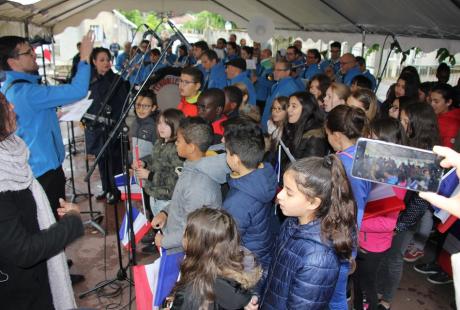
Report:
81,25,180,298
375,34,399,92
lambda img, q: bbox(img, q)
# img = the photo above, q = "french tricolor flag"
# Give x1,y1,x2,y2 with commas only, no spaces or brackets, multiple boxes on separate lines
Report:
363,184,405,219
133,262,159,310
118,206,151,249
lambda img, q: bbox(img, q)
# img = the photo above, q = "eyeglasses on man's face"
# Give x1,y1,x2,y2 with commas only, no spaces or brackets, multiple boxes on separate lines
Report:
178,79,197,85
16,48,35,58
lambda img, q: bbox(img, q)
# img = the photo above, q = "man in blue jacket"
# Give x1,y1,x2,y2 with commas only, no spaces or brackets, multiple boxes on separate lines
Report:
201,49,227,90
226,58,256,105
356,56,377,91
300,48,323,81
261,60,305,132
320,41,342,75
339,53,363,87
0,32,93,217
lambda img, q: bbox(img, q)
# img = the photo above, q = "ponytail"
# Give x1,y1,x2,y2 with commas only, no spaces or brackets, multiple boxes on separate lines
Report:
321,155,357,259
288,155,357,260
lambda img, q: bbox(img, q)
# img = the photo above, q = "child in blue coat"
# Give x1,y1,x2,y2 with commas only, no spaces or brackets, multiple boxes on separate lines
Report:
261,155,357,309
223,119,277,295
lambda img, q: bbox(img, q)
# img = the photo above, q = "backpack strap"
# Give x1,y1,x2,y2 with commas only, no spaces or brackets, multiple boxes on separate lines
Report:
4,79,31,95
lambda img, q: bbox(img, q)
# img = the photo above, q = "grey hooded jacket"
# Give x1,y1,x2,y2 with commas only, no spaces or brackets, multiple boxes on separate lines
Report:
161,153,230,252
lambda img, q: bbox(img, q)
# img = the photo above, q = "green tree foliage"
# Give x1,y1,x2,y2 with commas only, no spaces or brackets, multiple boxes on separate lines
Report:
181,11,234,32
120,10,164,31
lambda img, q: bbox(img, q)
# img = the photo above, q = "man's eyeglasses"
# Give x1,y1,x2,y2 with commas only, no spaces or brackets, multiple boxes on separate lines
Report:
17,48,34,57
178,79,197,85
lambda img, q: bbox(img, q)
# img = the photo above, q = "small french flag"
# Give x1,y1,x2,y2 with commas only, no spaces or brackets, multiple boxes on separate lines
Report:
133,262,159,310
118,206,151,249
363,184,405,220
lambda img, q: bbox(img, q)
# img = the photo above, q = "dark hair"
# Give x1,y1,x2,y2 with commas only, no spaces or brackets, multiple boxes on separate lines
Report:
401,102,440,150
194,40,209,52
400,66,421,84
227,41,238,51
287,45,301,56
90,47,111,67
223,86,243,108
181,66,203,85
330,41,341,49
326,104,368,140
173,208,261,308
217,37,227,45
159,108,185,142
398,72,420,101
198,88,225,109
202,49,219,62
351,75,372,90
150,48,161,57
178,45,188,55
0,35,28,71
140,40,150,46
431,83,454,103
137,89,158,105
241,46,254,58
420,81,435,98
370,117,407,145
307,49,321,63
436,63,450,84
310,74,331,102
286,92,324,148
0,92,14,141
224,120,265,169
355,56,366,67
179,117,214,152
287,155,357,259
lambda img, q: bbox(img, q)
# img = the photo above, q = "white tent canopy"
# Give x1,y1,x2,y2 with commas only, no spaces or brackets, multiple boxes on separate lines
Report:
0,0,459,52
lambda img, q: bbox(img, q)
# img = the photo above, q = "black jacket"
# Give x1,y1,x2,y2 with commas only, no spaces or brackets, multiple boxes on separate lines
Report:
171,277,253,310
85,69,130,155
0,189,84,310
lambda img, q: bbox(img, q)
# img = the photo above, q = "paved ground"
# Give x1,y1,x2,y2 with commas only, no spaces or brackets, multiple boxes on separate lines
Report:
61,123,455,310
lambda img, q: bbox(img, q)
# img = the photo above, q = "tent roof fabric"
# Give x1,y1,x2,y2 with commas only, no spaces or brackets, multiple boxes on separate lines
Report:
1,0,459,51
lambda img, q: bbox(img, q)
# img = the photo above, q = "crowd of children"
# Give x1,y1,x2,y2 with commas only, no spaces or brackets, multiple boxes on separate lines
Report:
111,36,460,310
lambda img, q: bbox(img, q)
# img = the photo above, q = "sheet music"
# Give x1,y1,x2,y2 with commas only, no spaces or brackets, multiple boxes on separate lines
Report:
59,92,92,122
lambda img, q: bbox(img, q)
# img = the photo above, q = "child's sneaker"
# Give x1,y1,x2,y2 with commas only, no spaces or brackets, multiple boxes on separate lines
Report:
414,262,442,274
427,271,453,285
403,249,424,262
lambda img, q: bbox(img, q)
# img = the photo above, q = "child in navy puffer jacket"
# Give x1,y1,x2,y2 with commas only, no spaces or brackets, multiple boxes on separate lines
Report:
223,119,277,295
261,155,357,310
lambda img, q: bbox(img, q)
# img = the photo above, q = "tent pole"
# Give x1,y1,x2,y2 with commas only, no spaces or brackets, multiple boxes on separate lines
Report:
24,19,29,38
361,30,366,56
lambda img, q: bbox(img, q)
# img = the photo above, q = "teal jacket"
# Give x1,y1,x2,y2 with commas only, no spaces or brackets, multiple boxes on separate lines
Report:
1,61,90,177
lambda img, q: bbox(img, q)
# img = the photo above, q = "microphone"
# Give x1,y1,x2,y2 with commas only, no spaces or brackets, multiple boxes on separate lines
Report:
390,34,402,51
167,20,192,51
143,24,163,47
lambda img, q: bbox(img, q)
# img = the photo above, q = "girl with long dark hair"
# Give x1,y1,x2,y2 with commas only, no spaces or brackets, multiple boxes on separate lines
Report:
325,105,372,308
260,155,357,309
282,91,328,162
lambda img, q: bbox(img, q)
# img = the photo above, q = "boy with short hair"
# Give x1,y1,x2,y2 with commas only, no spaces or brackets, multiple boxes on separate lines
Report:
197,88,228,141
131,89,159,160
223,119,277,294
177,67,203,117
223,85,243,119
151,117,229,252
